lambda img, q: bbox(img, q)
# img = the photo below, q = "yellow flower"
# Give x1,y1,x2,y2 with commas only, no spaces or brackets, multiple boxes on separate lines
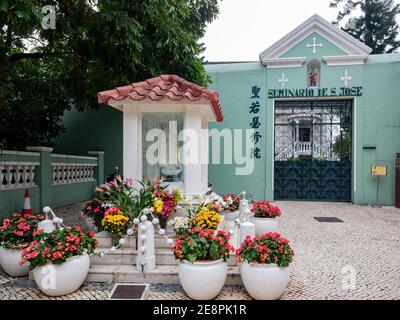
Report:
194,207,221,231
153,199,164,214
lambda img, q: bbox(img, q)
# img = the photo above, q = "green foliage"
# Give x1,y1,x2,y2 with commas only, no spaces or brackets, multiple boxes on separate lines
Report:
330,0,400,53
0,0,220,149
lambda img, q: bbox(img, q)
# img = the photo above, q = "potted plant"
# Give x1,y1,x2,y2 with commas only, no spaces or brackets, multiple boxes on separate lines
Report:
0,213,44,277
221,194,240,221
80,198,109,232
150,178,183,229
193,207,221,231
236,233,294,300
172,228,234,300
101,207,130,246
249,201,281,235
21,226,97,296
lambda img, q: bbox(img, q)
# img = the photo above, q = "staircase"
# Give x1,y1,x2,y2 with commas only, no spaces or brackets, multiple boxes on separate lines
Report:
86,227,242,285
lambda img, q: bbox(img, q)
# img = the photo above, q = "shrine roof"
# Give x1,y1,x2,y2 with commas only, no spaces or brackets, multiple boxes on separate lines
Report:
97,74,223,122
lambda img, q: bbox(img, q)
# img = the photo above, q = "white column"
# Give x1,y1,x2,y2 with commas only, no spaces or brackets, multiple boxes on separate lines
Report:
123,106,141,182
183,107,204,196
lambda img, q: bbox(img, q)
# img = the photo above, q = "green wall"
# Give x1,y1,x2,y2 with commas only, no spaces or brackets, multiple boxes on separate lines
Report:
54,105,123,179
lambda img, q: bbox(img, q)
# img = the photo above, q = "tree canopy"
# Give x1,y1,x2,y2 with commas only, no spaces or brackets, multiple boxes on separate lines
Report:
0,0,220,149
330,0,400,54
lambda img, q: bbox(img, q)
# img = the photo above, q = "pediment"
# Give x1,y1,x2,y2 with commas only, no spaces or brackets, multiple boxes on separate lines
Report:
259,14,372,68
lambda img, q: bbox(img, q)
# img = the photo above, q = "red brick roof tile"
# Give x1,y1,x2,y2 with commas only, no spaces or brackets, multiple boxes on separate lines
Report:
97,74,223,122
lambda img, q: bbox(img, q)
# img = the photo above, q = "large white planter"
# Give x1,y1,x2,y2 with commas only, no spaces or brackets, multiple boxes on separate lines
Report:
240,262,290,300
249,216,279,235
0,246,29,277
32,254,90,296
178,259,227,300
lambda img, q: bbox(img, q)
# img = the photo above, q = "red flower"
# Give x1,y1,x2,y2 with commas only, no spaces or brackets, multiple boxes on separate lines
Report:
53,251,63,259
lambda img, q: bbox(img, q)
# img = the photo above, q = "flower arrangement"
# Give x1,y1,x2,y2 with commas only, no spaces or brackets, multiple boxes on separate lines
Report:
172,228,234,262
95,175,135,216
20,226,97,269
167,217,191,235
222,194,240,212
193,207,221,230
153,187,183,219
80,198,110,230
252,201,282,219
236,233,294,267
0,213,45,249
101,207,130,236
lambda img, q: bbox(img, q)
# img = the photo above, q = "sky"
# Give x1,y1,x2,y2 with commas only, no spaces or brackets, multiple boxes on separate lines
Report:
201,0,400,62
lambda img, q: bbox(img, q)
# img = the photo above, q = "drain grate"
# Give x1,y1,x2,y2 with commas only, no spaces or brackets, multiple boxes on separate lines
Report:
108,284,149,300
314,217,344,223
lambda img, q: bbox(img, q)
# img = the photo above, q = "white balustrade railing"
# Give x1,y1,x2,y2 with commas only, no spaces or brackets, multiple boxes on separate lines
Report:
0,162,39,189
51,163,97,185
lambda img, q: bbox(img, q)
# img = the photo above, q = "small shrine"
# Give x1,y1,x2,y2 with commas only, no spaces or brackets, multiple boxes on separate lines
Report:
97,74,224,196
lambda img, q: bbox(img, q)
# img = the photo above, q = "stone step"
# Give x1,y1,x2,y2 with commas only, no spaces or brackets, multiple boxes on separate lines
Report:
90,249,238,266
86,264,242,285
95,232,173,250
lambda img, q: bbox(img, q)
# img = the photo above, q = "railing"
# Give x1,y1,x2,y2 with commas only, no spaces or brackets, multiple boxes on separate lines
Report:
0,151,40,190
275,142,333,161
0,148,104,216
51,154,97,185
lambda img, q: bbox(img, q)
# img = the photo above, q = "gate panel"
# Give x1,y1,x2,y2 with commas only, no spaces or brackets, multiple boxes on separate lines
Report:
274,100,352,202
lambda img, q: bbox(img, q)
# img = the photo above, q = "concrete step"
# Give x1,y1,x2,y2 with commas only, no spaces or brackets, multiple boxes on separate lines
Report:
90,249,238,267
95,232,173,250
86,264,242,285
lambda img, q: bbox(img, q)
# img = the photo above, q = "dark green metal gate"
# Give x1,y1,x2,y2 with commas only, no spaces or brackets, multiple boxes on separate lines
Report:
274,100,352,202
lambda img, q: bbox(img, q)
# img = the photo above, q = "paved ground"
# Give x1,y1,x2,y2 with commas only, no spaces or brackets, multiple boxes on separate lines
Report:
1,201,400,300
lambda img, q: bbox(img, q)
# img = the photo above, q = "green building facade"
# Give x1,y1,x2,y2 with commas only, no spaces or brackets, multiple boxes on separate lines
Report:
55,15,400,206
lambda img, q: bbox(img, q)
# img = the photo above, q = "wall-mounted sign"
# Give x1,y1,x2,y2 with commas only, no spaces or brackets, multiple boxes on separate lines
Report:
371,165,388,176
268,86,362,99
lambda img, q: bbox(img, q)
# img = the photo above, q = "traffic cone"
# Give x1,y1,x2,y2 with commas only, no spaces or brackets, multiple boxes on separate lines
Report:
22,189,32,215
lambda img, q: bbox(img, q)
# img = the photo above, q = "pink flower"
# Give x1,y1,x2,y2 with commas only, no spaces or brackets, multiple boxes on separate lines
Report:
53,252,63,259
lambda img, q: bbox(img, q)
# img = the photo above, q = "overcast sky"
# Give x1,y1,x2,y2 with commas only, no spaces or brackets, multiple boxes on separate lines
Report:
201,0,400,61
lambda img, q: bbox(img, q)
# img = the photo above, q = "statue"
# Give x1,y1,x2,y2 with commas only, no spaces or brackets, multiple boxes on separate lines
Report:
309,64,319,87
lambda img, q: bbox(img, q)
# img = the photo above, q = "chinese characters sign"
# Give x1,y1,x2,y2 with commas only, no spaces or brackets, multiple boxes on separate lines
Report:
250,86,263,159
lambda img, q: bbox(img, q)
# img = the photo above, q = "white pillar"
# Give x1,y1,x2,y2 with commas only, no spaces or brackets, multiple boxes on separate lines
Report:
123,106,142,182
136,221,156,272
183,107,205,196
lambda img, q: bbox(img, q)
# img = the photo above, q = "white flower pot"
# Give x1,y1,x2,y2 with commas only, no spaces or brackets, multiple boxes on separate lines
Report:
249,216,279,235
240,262,290,300
32,254,90,296
221,210,239,221
178,259,227,300
0,246,29,277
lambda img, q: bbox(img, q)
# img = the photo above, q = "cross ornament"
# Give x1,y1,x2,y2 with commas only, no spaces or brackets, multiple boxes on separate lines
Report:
340,69,352,87
278,72,289,88
306,37,323,54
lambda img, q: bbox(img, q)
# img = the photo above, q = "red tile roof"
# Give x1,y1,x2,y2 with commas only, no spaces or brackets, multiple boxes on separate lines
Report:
97,74,223,122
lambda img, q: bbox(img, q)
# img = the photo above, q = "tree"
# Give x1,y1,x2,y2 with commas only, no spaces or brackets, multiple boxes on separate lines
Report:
0,0,220,150
330,0,400,54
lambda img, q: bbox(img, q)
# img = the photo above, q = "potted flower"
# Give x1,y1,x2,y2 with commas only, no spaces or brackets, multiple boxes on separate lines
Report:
249,201,281,235
221,194,240,221
21,226,97,296
236,233,294,300
101,207,130,246
193,207,221,231
80,198,109,232
152,186,183,229
173,228,234,300
167,216,191,235
0,213,44,277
